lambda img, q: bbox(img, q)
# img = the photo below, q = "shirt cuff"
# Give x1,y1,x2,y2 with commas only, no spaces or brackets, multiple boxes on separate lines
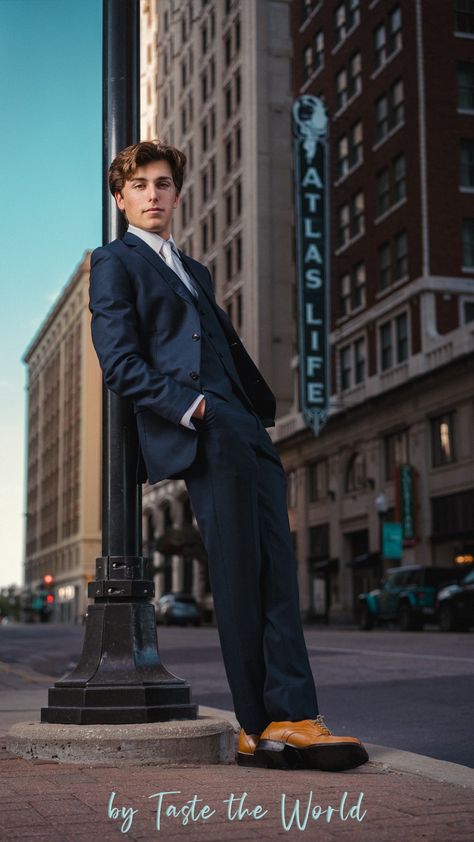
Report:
180,394,205,430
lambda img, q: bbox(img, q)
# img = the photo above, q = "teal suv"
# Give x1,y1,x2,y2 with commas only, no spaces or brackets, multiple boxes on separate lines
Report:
358,565,460,631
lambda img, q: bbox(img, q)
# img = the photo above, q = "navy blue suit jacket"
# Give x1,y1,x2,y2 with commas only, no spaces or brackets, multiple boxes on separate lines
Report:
88,231,277,484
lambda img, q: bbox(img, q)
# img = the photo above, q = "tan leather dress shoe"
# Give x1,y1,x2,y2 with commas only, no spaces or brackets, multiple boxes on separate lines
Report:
254,715,369,772
236,728,267,767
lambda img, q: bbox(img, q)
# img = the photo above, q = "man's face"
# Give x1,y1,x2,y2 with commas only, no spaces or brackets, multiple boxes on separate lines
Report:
115,159,180,238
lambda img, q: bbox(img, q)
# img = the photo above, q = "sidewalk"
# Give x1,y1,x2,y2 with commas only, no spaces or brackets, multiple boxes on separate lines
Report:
0,665,473,841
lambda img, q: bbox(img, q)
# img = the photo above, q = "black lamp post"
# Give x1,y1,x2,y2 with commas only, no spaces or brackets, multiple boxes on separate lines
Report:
41,0,197,724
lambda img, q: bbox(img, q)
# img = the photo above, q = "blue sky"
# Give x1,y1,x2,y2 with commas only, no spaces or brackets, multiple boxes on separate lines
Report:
0,0,102,587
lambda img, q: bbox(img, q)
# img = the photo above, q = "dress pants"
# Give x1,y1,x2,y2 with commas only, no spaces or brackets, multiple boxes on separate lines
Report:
182,387,319,733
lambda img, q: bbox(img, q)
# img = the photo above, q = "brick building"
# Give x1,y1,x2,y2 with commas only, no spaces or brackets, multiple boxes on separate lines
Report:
277,0,474,621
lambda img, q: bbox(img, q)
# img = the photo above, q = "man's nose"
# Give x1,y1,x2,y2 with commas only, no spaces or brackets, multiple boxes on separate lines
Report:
147,184,160,201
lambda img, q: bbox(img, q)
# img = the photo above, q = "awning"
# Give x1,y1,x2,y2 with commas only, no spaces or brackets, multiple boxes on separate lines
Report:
346,552,380,569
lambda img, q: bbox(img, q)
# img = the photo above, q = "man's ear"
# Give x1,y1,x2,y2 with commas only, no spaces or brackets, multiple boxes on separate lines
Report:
115,191,125,211
173,190,180,209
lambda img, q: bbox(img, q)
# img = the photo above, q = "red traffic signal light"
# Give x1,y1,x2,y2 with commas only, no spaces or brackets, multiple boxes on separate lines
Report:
43,574,54,586
46,594,55,604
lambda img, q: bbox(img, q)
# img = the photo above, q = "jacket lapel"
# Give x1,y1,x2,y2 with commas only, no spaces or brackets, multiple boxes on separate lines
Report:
122,231,197,307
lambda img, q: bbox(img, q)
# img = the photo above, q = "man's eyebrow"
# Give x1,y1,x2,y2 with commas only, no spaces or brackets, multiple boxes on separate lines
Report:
129,176,172,183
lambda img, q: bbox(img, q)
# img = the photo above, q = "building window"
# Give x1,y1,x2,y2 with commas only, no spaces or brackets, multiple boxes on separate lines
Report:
384,429,409,480
339,337,365,390
210,106,216,139
210,209,216,243
336,67,348,111
376,154,406,216
336,202,350,248
302,0,319,23
380,321,392,370
334,0,360,47
350,190,365,236
210,156,216,191
458,63,474,110
225,85,232,119
340,345,351,390
201,120,208,152
432,412,456,467
201,22,208,54
376,167,390,215
337,120,363,178
202,170,208,203
460,139,474,187
225,244,232,280
225,32,232,66
345,452,366,493
234,16,241,53
462,299,474,323
314,30,324,70
236,235,242,272
378,243,390,289
379,312,409,371
339,273,351,316
235,70,241,106
237,289,243,328
308,460,329,502
375,79,404,143
336,53,362,112
396,312,408,362
455,0,474,34
201,221,208,253
304,44,314,81
354,336,365,383
225,191,232,225
353,262,366,309
374,5,402,70
225,137,232,172
201,71,208,103
348,51,362,98
394,230,408,279
235,125,241,159
463,219,474,266
309,523,329,559
336,192,364,249
235,178,242,215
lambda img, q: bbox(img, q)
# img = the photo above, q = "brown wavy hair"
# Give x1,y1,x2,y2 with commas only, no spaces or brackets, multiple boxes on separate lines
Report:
109,140,186,195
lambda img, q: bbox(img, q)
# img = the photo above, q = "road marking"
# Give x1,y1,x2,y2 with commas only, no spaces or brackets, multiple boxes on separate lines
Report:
308,646,474,664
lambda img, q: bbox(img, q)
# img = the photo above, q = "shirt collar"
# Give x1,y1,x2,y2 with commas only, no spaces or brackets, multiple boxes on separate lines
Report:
127,224,179,257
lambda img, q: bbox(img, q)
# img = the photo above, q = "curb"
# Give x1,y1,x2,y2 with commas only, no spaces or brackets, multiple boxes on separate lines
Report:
199,705,474,790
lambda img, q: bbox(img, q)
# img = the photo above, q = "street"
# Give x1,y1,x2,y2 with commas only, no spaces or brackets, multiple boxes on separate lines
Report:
0,623,473,768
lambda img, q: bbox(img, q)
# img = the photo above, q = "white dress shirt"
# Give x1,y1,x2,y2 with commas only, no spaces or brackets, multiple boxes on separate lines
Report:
128,224,205,430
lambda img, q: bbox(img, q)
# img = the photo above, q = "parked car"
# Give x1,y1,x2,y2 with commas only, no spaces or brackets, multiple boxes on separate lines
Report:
358,565,461,631
155,592,202,627
436,568,474,632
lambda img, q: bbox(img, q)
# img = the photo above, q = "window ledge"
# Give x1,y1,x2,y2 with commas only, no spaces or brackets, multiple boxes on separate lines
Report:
370,45,403,82
333,88,362,121
374,196,407,225
330,19,361,57
372,120,404,153
375,274,410,300
334,158,363,188
300,62,325,94
334,229,365,256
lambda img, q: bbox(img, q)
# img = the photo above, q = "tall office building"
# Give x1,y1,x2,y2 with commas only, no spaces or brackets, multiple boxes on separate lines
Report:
139,0,297,607
281,0,474,621
23,254,102,623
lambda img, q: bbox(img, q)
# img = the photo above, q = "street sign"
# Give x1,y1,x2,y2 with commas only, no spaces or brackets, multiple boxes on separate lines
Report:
383,522,403,559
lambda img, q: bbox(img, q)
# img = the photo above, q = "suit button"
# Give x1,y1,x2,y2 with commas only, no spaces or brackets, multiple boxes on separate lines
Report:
192,333,201,341
189,371,199,380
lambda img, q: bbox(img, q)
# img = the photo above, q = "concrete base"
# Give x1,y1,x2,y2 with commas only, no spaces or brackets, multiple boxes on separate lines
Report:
5,715,235,766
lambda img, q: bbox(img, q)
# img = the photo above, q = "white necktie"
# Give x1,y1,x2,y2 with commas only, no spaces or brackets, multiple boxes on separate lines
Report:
160,241,198,299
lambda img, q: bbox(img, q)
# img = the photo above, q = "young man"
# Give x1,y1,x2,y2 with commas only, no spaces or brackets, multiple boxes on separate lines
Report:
89,141,368,772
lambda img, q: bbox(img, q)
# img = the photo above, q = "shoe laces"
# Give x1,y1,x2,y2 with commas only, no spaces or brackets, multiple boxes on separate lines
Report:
312,714,332,735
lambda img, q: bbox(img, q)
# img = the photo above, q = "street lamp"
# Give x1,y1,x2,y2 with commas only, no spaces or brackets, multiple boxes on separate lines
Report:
375,491,389,577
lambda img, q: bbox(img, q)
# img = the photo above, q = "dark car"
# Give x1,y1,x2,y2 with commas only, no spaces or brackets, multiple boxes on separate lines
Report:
155,592,202,627
436,568,474,632
358,565,460,631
